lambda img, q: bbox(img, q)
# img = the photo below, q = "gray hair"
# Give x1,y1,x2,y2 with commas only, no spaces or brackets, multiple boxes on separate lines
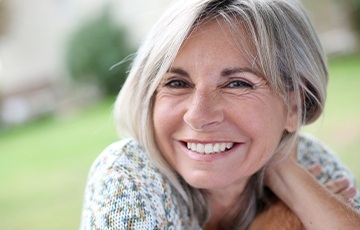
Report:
114,0,328,228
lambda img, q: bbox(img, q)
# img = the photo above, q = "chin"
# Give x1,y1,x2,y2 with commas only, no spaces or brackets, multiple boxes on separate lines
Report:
180,171,247,191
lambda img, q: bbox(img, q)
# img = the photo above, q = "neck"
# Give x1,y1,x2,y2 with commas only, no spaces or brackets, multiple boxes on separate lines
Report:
203,196,238,230
203,181,248,229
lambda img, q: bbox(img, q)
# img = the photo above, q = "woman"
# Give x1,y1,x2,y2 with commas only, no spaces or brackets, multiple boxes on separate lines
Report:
80,0,360,229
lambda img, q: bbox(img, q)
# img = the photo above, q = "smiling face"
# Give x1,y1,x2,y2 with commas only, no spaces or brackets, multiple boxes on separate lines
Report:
153,20,296,192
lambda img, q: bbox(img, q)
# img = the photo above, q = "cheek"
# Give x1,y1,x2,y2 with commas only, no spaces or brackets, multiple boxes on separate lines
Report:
232,97,288,157
153,98,186,170
256,97,288,130
256,106,288,156
152,97,182,146
153,100,169,139
232,99,287,135
153,101,171,160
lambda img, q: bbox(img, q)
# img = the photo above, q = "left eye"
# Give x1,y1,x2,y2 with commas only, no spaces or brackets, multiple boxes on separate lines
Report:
165,79,190,88
227,80,253,88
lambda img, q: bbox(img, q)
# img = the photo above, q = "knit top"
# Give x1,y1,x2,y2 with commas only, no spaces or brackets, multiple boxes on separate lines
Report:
80,133,360,229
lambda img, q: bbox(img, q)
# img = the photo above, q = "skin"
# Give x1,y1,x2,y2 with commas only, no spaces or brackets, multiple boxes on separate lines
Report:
250,149,358,230
152,18,360,229
152,19,297,225
263,151,360,229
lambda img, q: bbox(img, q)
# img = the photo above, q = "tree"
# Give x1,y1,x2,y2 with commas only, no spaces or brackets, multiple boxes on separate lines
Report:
66,9,134,95
337,0,360,33
351,0,360,32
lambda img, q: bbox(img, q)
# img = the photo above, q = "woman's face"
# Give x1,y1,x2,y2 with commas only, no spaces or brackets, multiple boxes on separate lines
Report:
153,20,296,192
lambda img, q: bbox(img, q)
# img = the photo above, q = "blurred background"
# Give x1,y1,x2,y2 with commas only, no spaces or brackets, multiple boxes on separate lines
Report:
0,0,359,229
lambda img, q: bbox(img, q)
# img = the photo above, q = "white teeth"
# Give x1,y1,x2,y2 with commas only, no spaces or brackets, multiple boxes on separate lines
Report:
204,144,212,154
213,143,220,153
191,143,197,151
220,143,226,152
197,143,205,154
186,142,234,155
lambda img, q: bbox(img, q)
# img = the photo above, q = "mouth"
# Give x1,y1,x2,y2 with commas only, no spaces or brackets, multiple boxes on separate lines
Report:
185,141,235,155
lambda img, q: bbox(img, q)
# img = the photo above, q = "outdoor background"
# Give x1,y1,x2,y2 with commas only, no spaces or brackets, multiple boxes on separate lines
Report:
0,0,359,229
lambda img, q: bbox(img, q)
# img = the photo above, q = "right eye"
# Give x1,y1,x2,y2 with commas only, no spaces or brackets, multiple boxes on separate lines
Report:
165,79,191,88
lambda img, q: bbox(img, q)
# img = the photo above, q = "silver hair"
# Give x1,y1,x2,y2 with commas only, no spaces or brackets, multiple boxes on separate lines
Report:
114,0,328,228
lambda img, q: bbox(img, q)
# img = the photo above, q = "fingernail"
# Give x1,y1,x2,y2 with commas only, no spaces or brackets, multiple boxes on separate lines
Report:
348,187,357,197
338,177,350,186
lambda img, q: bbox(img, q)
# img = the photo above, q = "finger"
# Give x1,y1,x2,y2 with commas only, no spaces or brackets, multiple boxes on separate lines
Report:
307,163,322,177
348,197,356,208
337,186,357,202
325,177,351,194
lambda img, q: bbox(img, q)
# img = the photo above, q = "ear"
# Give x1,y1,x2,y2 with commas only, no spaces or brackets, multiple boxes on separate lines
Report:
285,91,299,133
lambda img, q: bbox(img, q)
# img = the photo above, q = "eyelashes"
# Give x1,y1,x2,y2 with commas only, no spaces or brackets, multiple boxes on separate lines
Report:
164,79,192,89
226,80,254,89
163,78,254,90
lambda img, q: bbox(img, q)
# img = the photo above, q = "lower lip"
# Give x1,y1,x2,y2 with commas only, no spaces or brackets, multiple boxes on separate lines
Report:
179,142,240,163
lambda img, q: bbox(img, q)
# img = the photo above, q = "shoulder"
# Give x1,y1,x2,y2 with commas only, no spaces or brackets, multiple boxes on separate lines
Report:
297,132,347,182
87,138,152,178
297,132,336,166
80,139,193,229
297,132,360,211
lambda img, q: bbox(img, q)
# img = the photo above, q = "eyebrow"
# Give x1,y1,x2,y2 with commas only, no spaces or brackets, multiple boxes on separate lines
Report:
167,67,190,77
221,67,259,77
167,67,259,78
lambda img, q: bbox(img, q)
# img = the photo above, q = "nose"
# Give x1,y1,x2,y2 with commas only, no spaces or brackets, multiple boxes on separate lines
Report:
183,89,224,131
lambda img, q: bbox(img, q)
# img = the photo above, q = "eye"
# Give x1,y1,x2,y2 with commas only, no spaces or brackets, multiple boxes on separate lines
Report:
165,79,191,88
227,80,253,88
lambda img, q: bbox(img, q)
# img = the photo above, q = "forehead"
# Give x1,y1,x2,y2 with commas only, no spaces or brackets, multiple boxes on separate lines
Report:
184,19,256,62
172,19,260,75
187,18,249,49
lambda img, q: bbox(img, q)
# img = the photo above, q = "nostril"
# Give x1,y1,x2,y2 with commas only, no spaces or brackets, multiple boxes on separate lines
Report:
183,106,224,131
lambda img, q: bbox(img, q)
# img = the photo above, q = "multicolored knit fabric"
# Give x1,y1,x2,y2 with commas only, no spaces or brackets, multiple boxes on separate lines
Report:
80,139,196,229
80,133,360,229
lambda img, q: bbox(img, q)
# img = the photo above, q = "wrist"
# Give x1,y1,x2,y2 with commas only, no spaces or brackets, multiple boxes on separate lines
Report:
266,157,310,209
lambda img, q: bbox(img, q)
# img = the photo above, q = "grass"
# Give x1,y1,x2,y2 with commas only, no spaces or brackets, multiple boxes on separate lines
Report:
0,98,118,230
0,54,359,230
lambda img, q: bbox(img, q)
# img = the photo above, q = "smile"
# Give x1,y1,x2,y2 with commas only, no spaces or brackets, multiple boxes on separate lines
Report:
186,142,234,155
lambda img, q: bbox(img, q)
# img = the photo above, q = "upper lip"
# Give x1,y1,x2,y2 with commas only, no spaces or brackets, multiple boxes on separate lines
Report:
179,138,237,144
180,139,239,144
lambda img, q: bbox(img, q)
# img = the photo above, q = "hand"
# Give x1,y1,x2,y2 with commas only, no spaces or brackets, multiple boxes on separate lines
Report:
250,163,358,230
307,164,357,206
264,146,357,206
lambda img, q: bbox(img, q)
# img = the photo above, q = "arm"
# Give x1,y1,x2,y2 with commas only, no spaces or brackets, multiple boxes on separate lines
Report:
250,134,359,230
249,199,305,230
250,163,356,230
266,148,360,230
297,133,360,210
308,163,357,206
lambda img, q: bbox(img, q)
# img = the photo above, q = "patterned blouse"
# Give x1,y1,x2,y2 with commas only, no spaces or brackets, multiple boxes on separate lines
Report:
80,133,360,229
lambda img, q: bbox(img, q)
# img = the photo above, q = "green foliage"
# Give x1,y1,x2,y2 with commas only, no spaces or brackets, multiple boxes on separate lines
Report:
66,9,134,95
338,0,360,33
354,1,360,32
